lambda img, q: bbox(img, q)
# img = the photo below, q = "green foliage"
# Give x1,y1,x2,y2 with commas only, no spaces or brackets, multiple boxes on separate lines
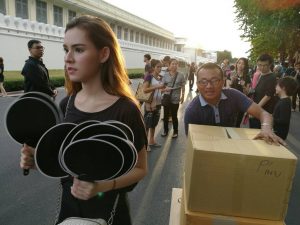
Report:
5,70,65,81
127,68,144,74
234,0,300,63
128,73,144,79
4,80,24,92
4,70,144,92
4,76,65,92
217,50,233,64
49,76,65,88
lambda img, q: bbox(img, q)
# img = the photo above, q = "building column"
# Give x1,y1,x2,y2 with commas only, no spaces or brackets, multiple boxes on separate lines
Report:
47,1,53,25
63,7,68,27
120,25,124,40
133,30,136,42
28,0,36,21
6,0,15,16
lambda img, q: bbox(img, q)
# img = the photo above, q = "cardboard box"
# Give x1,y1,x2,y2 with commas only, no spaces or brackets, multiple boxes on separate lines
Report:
226,127,261,140
169,188,182,225
189,124,229,140
179,187,286,225
184,124,229,210
185,126,297,220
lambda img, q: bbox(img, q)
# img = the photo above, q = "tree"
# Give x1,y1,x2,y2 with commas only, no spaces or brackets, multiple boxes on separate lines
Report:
234,0,300,63
217,50,232,64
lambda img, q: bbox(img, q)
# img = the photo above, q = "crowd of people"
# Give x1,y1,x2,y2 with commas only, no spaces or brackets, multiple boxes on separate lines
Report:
142,54,186,150
0,14,296,225
220,54,299,140
142,52,299,148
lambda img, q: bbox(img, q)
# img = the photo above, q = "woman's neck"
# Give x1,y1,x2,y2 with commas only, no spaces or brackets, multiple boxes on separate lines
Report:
76,76,119,112
237,69,243,76
153,72,159,79
80,75,105,96
169,71,177,76
279,93,288,99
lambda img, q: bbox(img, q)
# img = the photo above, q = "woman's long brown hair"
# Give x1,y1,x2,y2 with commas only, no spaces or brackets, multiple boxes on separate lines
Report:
235,57,249,81
64,15,139,106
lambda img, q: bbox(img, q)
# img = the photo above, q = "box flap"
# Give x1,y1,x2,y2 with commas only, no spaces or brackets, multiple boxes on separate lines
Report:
226,127,261,139
190,137,297,160
189,124,229,140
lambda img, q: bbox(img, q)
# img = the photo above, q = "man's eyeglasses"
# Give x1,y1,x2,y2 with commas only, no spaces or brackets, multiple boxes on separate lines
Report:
257,63,269,68
31,46,45,50
197,78,221,87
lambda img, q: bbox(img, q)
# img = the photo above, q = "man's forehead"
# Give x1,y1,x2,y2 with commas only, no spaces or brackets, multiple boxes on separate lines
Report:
198,68,222,78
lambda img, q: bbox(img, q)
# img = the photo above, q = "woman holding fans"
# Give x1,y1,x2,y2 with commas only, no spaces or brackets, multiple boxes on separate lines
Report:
20,15,147,225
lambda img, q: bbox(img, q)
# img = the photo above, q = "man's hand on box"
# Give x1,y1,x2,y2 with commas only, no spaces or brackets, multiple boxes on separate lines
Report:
254,129,286,146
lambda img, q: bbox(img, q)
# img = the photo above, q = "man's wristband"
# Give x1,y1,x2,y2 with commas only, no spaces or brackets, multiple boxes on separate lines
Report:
261,122,271,126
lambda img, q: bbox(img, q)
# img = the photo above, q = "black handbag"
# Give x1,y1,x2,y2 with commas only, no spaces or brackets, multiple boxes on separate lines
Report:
161,73,178,107
161,94,171,107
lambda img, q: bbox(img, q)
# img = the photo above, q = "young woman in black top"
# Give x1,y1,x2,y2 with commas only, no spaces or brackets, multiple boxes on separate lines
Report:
273,77,297,140
20,15,147,225
229,57,251,127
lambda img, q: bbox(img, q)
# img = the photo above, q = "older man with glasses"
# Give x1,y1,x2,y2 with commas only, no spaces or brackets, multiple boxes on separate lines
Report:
184,62,284,146
21,39,57,98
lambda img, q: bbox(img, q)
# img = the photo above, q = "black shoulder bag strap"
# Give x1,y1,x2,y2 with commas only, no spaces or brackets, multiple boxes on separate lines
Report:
169,72,178,97
64,95,72,120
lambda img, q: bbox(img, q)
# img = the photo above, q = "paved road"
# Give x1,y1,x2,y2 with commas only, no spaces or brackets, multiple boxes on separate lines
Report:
0,80,299,225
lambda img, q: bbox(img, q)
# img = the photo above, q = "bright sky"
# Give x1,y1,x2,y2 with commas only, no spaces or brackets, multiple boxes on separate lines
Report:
104,0,251,58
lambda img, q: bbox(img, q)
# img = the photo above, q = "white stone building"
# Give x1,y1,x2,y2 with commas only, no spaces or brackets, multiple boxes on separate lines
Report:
0,0,191,71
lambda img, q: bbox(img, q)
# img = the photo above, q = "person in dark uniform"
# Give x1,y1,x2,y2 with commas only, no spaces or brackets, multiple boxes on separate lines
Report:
21,39,57,98
188,62,196,91
0,57,7,97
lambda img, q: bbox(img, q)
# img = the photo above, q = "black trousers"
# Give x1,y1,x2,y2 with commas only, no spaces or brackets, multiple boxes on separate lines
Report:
292,87,300,110
163,103,179,134
188,78,194,90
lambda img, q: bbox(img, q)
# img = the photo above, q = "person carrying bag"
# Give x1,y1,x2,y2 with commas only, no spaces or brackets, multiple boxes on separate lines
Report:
161,58,186,138
161,73,177,107
135,82,154,103
143,59,164,151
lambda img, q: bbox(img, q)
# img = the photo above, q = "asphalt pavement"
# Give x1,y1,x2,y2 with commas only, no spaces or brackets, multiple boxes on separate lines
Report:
0,80,299,225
